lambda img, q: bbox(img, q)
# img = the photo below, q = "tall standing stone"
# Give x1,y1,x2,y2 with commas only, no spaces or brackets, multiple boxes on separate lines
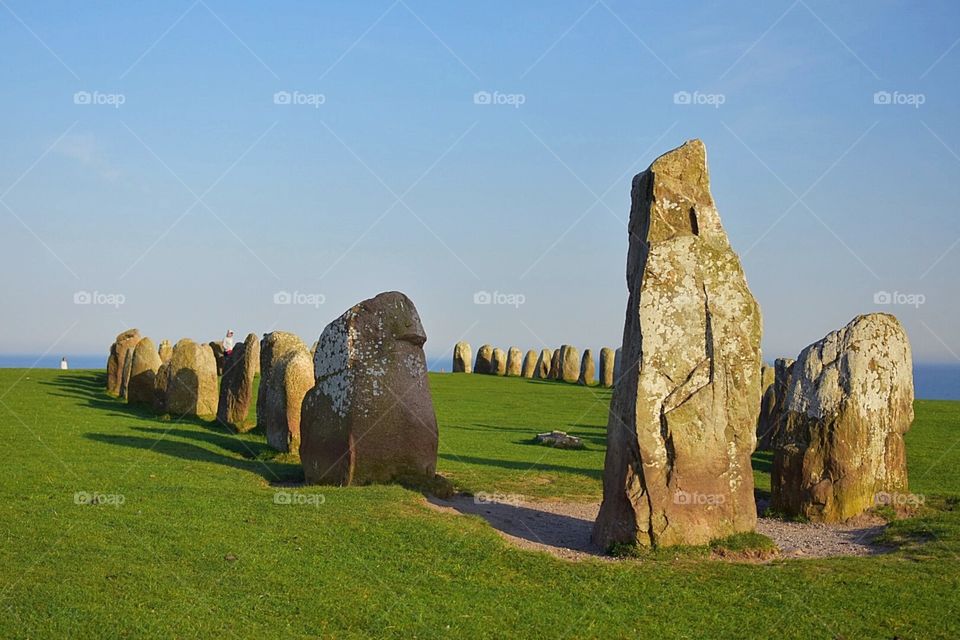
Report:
257,331,312,452
127,337,162,405
593,140,763,549
772,314,913,522
491,348,507,376
165,339,219,417
158,339,173,364
119,342,138,400
475,344,494,375
578,349,595,386
300,292,438,486
548,348,562,380
534,349,553,379
521,350,538,378
756,358,794,450
453,341,472,373
558,345,580,383
613,347,622,386
209,342,226,376
217,333,260,431
505,347,523,377
599,347,615,387
106,329,140,396
152,363,170,414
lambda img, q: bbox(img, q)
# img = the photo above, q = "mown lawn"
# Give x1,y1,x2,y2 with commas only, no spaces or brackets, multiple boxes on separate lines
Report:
0,369,958,638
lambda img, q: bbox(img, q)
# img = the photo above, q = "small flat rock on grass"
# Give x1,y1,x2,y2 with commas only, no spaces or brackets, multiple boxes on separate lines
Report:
534,431,584,449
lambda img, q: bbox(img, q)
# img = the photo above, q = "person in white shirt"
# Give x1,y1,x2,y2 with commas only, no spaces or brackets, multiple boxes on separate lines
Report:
222,330,235,356
60,357,68,370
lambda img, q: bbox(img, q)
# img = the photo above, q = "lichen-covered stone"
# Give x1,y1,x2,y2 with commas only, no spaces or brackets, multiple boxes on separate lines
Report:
578,349,595,386
756,358,794,450
257,331,312,452
558,345,580,383
217,333,260,431
106,329,140,395
127,337,161,405
599,347,615,387
165,339,219,417
475,344,494,375
491,348,507,376
300,291,438,486
506,347,523,377
771,314,913,522
453,341,472,373
593,139,763,549
534,349,553,379
521,350,538,378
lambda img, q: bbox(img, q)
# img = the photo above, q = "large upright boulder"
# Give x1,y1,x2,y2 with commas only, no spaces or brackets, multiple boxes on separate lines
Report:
491,348,507,376
217,333,260,431
771,314,913,522
593,140,763,549
453,341,472,373
300,291,438,486
558,345,580,383
209,342,226,376
158,340,173,364
106,329,140,395
475,345,494,375
119,342,138,400
152,362,170,414
257,331,312,452
505,347,523,377
756,358,794,450
599,347,615,387
548,348,562,380
534,349,553,379
578,349,595,386
521,350,538,378
165,339,219,417
127,337,162,405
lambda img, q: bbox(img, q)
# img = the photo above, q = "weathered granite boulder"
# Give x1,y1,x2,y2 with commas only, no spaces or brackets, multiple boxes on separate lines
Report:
599,347,615,387
152,362,170,414
300,291,438,486
506,347,523,376
534,349,553,379
578,349,595,386
119,342,138,400
453,341,472,373
106,329,140,395
165,339,219,417
475,344,494,375
558,345,580,383
756,358,794,451
257,331,312,452
209,342,226,376
534,431,584,449
127,337,162,405
771,314,913,522
217,333,260,431
521,350,538,378
491,348,507,376
593,140,763,549
548,348,562,380
158,339,173,364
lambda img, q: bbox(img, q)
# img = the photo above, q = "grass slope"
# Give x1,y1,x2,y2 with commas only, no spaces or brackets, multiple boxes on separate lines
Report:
0,369,958,638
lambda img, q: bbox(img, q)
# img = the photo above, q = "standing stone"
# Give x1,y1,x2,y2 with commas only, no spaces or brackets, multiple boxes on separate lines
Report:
119,342,138,400
165,339,219,417
558,345,580,384
505,347,523,377
578,349,595,386
152,363,170,414
599,347,615,387
534,349,553,379
548,348,562,380
106,329,140,395
158,339,173,364
613,347,622,386
756,359,794,450
593,140,763,549
127,337,162,405
491,348,508,376
300,291,438,486
217,333,260,431
257,331,312,452
772,314,913,522
453,341,472,373
475,344,494,375
521,350,538,378
209,342,226,376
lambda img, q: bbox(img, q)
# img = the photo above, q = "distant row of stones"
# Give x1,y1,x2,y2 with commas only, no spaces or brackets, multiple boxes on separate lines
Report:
452,342,619,387
106,291,440,488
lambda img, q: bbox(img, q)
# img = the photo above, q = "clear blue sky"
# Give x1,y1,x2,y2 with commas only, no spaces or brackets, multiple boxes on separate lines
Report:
1,1,958,366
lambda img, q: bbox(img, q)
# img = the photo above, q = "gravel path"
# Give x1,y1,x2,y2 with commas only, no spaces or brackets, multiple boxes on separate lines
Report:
427,495,890,561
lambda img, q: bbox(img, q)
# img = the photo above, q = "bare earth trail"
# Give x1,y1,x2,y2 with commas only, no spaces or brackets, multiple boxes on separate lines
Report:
427,495,889,562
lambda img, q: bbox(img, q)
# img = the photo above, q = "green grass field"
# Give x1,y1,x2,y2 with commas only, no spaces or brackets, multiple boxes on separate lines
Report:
1,368,958,638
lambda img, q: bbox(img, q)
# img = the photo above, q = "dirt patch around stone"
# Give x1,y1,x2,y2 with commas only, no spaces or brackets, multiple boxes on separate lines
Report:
425,495,892,562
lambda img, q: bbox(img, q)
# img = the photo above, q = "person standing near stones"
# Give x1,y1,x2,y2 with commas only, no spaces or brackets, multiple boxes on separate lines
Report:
222,330,235,357
60,357,68,370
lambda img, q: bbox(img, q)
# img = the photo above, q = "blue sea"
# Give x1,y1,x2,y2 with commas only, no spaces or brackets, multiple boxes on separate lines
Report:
4,355,958,401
